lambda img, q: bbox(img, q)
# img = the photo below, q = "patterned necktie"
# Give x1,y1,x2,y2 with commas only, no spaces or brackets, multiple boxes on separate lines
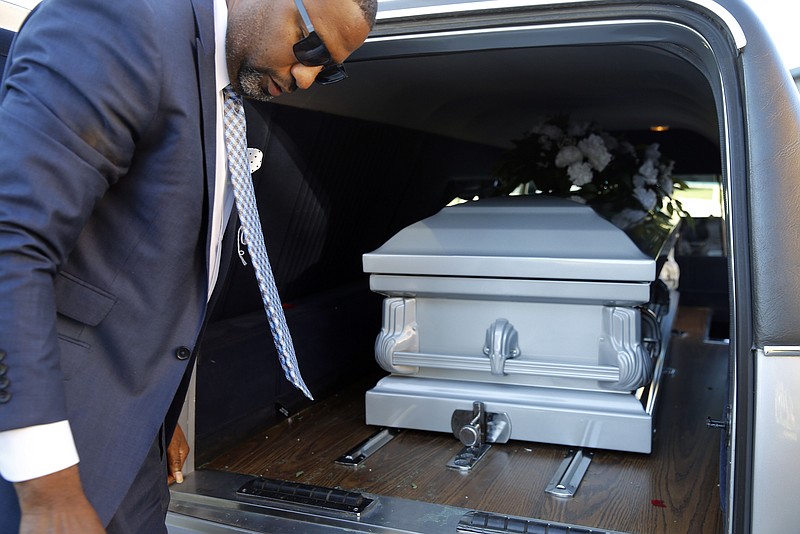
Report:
222,86,313,400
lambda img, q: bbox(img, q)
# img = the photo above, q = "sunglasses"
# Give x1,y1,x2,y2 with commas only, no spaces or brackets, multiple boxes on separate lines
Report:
293,0,348,85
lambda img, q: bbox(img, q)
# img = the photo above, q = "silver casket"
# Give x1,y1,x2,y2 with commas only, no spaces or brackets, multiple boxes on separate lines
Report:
362,196,676,454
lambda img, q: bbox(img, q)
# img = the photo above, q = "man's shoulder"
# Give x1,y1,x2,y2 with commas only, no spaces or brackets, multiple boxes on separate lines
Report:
23,0,197,38
14,0,201,72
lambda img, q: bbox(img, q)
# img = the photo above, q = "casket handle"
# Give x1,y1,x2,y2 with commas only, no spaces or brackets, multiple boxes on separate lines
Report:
482,318,521,376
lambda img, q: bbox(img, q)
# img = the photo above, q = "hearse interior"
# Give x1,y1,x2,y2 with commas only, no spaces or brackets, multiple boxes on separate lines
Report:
179,3,748,533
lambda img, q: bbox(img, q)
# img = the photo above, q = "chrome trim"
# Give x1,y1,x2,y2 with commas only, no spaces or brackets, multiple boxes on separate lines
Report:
168,470,469,533
375,0,746,50
367,18,697,44
764,346,800,357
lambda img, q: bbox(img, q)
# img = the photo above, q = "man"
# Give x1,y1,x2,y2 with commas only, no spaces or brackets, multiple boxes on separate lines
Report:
0,0,375,531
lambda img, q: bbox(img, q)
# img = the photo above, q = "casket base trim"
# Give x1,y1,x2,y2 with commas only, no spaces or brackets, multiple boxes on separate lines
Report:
365,376,654,453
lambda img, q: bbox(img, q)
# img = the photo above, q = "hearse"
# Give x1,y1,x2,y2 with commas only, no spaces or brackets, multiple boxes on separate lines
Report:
3,0,800,532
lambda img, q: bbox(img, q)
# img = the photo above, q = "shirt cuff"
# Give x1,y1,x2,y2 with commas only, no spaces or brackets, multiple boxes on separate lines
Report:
0,421,80,482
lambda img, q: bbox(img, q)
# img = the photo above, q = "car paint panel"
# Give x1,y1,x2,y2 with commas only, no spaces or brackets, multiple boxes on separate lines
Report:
752,349,800,532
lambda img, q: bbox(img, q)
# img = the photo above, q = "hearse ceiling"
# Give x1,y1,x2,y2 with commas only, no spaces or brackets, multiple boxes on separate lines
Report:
278,43,719,151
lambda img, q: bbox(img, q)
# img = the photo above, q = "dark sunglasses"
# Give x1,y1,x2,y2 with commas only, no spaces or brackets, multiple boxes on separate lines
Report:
293,0,348,85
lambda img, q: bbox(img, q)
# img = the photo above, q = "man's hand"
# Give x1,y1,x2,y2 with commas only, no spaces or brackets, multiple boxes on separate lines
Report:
15,464,105,533
167,424,189,485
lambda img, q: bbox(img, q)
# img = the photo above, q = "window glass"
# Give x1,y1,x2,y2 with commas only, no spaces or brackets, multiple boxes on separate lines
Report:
672,176,723,218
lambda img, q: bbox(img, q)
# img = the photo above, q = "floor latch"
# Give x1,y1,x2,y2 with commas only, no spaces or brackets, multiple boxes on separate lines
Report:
545,448,594,498
447,401,510,471
335,427,401,466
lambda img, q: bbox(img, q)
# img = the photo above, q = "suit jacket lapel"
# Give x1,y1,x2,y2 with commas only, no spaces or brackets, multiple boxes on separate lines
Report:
190,0,218,280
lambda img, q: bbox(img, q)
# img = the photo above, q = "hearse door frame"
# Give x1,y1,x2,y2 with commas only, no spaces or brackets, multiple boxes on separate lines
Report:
364,1,752,529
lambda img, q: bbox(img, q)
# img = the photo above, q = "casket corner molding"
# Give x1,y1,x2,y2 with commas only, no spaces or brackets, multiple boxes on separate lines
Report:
375,297,419,374
599,306,653,391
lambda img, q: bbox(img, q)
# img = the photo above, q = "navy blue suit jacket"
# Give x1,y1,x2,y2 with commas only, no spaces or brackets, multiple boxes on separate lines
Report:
0,0,220,525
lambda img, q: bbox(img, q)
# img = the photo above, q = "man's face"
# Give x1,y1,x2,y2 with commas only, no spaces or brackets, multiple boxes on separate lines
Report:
226,0,371,101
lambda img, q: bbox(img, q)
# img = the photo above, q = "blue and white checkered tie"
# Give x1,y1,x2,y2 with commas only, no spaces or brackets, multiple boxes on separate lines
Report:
222,86,313,400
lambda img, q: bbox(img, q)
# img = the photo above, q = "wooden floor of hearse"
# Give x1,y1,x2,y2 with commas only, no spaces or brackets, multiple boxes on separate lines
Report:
205,307,726,534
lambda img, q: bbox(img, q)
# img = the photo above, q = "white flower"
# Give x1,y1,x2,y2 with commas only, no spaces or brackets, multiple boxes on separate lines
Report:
578,134,612,172
660,174,674,196
555,145,583,168
567,161,593,186
637,159,659,185
500,116,682,233
611,208,648,229
644,143,661,162
634,186,658,211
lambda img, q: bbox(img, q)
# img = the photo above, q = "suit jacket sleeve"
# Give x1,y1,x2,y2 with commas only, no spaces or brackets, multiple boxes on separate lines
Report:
0,0,164,432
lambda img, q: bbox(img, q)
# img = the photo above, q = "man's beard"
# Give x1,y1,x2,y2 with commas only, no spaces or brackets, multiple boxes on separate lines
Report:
237,66,274,102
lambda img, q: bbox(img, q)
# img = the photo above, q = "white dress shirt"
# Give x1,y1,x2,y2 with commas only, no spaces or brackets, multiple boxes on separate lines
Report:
0,0,234,483
208,0,235,294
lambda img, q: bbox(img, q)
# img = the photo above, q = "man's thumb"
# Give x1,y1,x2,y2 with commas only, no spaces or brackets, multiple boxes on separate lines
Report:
169,454,185,483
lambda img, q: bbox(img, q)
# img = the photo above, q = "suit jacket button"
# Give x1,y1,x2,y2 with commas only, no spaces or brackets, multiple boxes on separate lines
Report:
0,349,5,361
0,390,9,403
175,347,191,360
0,363,6,377
0,377,8,390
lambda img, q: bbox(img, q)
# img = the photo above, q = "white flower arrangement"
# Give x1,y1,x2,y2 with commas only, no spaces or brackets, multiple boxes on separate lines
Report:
493,115,687,231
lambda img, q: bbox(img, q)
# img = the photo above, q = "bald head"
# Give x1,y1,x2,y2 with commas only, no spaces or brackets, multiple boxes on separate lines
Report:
226,0,375,100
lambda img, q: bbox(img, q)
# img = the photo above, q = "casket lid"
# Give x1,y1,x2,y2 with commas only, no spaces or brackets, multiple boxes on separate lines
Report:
363,196,655,282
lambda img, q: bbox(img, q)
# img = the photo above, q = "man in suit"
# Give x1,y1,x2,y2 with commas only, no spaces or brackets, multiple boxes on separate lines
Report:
0,0,375,531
